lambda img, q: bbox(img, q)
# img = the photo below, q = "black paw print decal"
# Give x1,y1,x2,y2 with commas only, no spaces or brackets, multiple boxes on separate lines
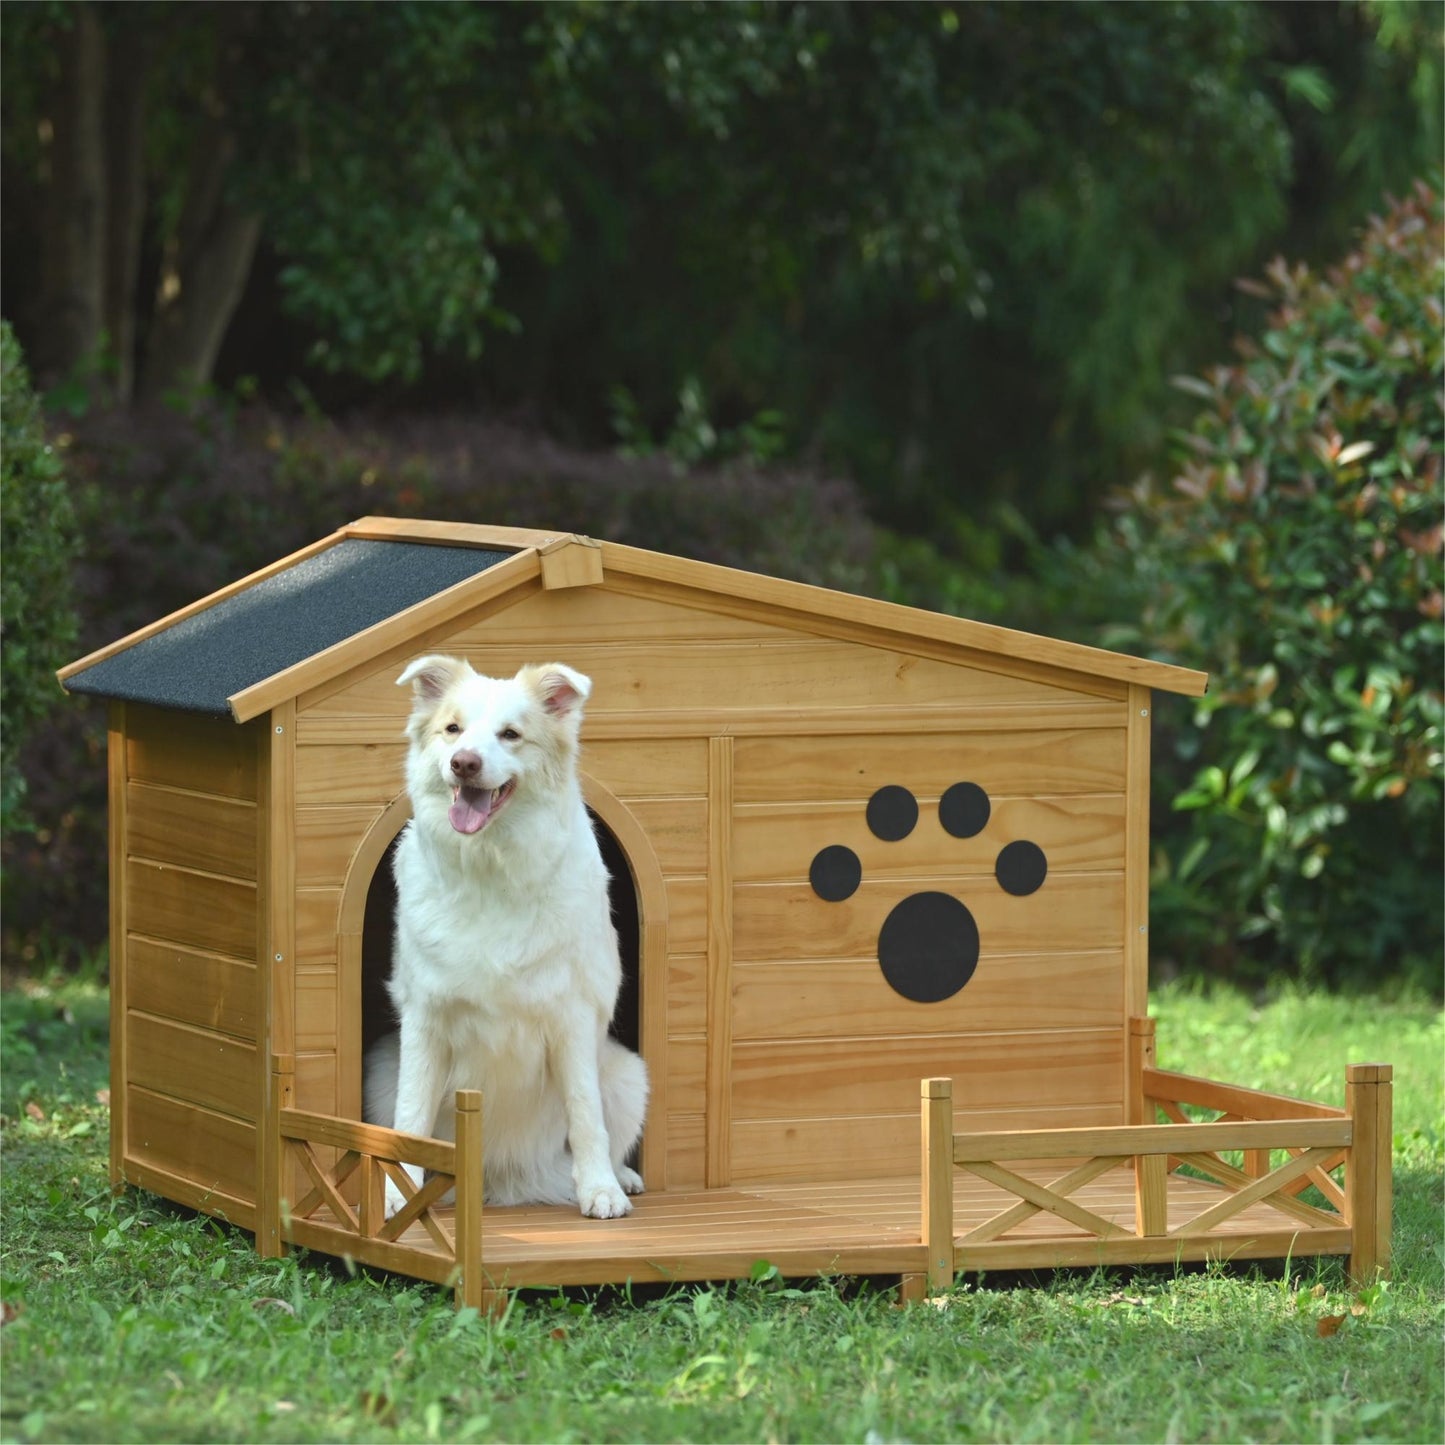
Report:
809,783,1047,1004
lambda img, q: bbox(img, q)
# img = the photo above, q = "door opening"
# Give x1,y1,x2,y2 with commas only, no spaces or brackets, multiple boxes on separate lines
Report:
359,810,643,1060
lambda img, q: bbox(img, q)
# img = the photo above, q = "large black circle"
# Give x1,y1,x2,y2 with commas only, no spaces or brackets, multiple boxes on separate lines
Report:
866,785,919,841
995,840,1048,896
939,781,991,839
809,845,862,902
877,892,979,1003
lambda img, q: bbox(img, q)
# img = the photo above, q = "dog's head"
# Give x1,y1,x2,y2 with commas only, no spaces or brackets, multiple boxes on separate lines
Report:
397,655,591,835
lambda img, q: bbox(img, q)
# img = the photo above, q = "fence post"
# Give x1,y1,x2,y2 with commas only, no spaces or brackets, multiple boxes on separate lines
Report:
921,1077,955,1295
258,1054,294,1259
1345,1063,1393,1287
1134,1150,1169,1238
453,1089,499,1313
1127,1019,1168,1235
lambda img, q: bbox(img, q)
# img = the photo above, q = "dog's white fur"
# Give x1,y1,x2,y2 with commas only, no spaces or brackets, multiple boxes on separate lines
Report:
363,655,647,1219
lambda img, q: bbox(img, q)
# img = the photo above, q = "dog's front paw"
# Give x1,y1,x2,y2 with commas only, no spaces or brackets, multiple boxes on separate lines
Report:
578,1180,633,1219
616,1165,645,1196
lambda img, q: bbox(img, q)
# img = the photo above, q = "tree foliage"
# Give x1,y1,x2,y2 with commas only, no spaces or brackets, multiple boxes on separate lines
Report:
480,1,1295,531
473,1,1441,534
1103,184,1443,989
1,2,584,400
3,1,1438,536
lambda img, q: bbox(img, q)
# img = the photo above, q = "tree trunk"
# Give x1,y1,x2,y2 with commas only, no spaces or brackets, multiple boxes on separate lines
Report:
101,23,152,406
34,6,107,391
136,202,262,404
133,6,264,406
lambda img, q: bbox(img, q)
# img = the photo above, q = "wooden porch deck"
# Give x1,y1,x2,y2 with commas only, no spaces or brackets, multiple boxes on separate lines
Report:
294,1164,1350,1295
269,1047,1388,1306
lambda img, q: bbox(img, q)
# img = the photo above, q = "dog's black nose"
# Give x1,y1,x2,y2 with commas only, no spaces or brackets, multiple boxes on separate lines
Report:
450,749,482,782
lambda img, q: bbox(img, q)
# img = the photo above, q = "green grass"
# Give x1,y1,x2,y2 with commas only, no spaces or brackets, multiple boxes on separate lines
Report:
2,975,1441,1444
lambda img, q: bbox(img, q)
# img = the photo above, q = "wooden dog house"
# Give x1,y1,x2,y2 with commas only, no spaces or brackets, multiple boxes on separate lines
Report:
60,517,1393,1308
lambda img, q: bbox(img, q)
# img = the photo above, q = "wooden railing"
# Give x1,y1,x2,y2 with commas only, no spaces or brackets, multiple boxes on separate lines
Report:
259,1054,496,1311
919,1020,1392,1293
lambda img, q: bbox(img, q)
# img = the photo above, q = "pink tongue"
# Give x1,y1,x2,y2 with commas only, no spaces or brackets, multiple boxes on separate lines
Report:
449,786,494,835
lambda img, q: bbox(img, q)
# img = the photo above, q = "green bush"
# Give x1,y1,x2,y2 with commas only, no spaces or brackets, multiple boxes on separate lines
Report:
0,321,79,832
1105,183,1443,990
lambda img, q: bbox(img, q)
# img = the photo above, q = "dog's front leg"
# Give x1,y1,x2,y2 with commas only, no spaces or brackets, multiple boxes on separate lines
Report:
549,1013,631,1219
384,1014,451,1219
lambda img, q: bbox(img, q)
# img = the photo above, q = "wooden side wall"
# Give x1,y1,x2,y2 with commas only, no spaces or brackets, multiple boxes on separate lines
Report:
112,704,263,1225
290,580,1136,1190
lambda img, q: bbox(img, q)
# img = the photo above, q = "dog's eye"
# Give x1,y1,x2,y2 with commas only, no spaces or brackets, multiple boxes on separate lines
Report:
499,727,521,742
444,722,462,736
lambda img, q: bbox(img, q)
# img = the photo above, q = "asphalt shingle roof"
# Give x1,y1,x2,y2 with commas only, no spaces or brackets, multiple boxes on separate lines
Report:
63,539,514,717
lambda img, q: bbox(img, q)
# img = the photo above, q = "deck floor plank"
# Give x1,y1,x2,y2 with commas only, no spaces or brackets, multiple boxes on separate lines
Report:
301,1165,1346,1289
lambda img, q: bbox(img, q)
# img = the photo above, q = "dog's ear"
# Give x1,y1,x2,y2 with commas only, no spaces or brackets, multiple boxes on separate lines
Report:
525,663,592,718
397,655,469,702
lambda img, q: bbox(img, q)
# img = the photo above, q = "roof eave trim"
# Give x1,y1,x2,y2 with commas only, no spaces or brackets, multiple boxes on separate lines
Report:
343,517,578,552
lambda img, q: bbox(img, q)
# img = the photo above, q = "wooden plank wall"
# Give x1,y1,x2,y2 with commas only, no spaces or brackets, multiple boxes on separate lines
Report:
728,722,1132,1184
727,711,1131,1182
117,706,263,1225
290,581,1134,1191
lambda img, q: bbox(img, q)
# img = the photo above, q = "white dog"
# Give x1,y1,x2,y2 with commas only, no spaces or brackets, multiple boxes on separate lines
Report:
364,655,648,1219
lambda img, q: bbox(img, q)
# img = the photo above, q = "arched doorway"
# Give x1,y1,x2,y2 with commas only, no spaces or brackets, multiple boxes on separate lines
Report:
357,811,641,1054
338,776,667,1181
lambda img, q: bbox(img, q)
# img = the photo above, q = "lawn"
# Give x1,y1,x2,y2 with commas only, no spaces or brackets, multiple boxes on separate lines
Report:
1,974,1441,1444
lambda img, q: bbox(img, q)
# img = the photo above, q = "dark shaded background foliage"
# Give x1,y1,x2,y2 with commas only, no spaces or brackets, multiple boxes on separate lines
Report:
7,175,1440,990
0,1,1441,989
4,1,1440,537
0,402,875,966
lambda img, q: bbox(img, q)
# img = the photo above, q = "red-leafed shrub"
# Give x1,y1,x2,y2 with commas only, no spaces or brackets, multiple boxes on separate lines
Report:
1105,183,1443,990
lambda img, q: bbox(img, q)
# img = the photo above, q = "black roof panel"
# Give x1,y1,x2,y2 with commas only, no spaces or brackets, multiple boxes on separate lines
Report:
63,539,514,716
